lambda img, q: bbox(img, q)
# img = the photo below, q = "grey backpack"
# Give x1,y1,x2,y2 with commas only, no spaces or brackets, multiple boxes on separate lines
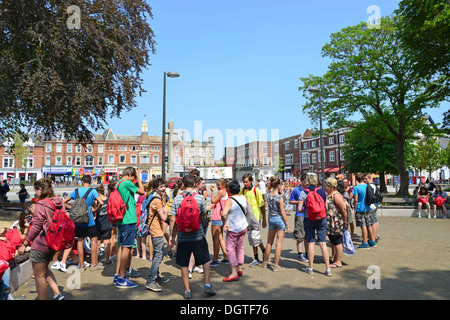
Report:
70,188,93,224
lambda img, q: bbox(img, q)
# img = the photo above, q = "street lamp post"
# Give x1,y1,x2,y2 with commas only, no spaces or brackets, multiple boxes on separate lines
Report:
308,86,325,185
162,71,180,180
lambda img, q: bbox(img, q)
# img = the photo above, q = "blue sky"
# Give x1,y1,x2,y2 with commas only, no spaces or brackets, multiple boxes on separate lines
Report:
102,0,448,159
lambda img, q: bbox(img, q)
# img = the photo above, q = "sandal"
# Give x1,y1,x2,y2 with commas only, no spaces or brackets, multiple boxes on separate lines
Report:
329,263,342,268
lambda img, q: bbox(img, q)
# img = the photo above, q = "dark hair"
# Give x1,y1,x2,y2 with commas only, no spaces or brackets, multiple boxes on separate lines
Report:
337,180,346,194
419,186,428,195
122,167,137,178
242,173,253,182
96,184,105,196
182,175,195,188
355,172,364,183
81,175,92,184
190,169,200,177
34,178,55,199
107,180,116,195
229,180,241,195
152,177,166,190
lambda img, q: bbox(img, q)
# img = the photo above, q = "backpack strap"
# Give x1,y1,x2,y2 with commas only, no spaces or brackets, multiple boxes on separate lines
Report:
231,196,246,216
39,198,56,236
82,187,93,200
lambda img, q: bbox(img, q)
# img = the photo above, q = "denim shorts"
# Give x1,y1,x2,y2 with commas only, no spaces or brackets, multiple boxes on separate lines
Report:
304,217,327,243
268,216,286,231
211,219,223,227
117,223,137,247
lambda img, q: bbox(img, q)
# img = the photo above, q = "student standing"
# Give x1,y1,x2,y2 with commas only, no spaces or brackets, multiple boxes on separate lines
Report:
240,173,266,267
64,175,103,271
221,180,248,281
259,177,290,272
352,172,376,249
114,167,145,288
169,175,216,299
145,178,170,292
94,184,113,266
289,173,309,262
208,178,229,266
17,178,64,300
298,174,331,276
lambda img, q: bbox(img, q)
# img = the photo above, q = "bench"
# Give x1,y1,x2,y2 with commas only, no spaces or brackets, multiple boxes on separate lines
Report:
378,197,449,218
9,253,33,293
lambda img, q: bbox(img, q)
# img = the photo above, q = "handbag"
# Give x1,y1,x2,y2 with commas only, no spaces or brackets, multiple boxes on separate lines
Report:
342,228,356,255
231,196,260,231
433,196,446,207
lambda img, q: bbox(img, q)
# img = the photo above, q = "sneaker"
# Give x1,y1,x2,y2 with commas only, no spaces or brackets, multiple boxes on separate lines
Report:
90,264,104,271
204,285,217,296
59,263,67,273
273,265,285,272
157,276,170,285
193,266,204,274
53,293,65,300
304,267,313,275
145,281,162,292
50,261,61,270
210,260,219,267
249,259,259,268
126,267,141,277
219,259,230,264
368,240,377,248
115,277,138,289
113,274,130,285
297,253,309,262
188,270,193,279
324,269,332,277
357,243,370,249
184,290,192,299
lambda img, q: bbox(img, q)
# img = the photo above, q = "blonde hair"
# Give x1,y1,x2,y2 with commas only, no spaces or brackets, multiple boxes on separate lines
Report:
325,177,337,190
305,173,319,187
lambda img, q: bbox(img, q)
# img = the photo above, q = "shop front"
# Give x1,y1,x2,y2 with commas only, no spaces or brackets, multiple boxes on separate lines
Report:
42,166,73,184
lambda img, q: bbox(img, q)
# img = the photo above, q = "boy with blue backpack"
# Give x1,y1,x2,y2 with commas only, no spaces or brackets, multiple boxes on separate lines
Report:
144,178,170,292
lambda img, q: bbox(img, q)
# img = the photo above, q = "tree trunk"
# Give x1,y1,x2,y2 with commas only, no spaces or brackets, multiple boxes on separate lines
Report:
379,170,388,193
396,138,410,196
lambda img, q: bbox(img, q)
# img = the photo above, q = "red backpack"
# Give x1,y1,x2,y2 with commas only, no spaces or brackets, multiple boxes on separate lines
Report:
41,199,75,251
305,188,326,221
176,192,201,233
106,180,132,224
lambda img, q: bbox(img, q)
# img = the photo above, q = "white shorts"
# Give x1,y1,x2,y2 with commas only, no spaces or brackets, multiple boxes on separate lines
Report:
247,221,262,247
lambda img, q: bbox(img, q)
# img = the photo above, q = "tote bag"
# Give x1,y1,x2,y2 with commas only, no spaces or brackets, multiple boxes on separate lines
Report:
342,228,356,255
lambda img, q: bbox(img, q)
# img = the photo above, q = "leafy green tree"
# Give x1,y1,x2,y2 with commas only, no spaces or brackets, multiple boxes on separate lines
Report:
0,0,156,143
411,136,443,180
299,17,446,196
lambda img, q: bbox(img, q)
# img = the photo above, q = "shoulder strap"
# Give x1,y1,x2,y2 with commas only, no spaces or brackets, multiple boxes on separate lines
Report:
82,187,93,200
231,196,246,215
75,188,79,199
41,198,56,210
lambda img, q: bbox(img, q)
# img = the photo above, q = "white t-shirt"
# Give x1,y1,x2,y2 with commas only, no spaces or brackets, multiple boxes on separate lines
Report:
227,195,249,233
258,181,267,195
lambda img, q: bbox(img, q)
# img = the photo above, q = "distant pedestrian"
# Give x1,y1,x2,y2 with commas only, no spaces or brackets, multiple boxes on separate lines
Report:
417,186,431,218
17,184,28,203
289,173,309,263
283,182,294,216
352,172,376,248
432,185,448,218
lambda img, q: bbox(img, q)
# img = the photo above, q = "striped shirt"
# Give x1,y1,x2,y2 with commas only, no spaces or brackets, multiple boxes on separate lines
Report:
170,190,207,242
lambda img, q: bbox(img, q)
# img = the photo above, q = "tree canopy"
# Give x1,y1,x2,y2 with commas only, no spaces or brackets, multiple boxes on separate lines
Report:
0,0,156,143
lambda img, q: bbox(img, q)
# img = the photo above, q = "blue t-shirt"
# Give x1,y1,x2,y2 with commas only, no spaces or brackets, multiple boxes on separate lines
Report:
289,186,304,217
352,184,371,213
299,186,327,219
70,186,99,227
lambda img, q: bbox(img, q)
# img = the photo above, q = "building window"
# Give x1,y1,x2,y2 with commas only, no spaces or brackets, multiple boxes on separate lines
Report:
294,140,299,149
339,135,345,143
23,158,34,168
56,144,62,153
285,154,293,166
45,156,51,166
98,156,103,166
302,153,310,164
75,157,81,166
46,143,51,152
311,141,316,148
330,151,335,162
28,146,34,154
98,145,104,153
67,156,72,166
86,145,93,153
329,137,334,145
131,155,137,164
108,155,114,163
312,153,317,164
119,155,126,163
141,155,150,163
303,142,308,150
76,145,81,153
285,142,290,151
153,156,159,164
3,157,14,168
84,156,94,166
340,150,345,161
67,144,72,153
56,156,62,166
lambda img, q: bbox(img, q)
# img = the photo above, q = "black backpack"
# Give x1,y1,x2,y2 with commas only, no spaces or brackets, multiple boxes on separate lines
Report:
70,188,93,224
365,182,383,205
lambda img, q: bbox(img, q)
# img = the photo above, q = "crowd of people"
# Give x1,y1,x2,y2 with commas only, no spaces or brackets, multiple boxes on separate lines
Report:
1,167,448,300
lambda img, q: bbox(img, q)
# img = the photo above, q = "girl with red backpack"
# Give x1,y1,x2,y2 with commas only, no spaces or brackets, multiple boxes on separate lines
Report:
17,178,65,300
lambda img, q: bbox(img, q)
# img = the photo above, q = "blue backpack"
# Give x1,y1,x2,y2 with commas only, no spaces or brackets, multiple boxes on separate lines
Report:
137,191,160,237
